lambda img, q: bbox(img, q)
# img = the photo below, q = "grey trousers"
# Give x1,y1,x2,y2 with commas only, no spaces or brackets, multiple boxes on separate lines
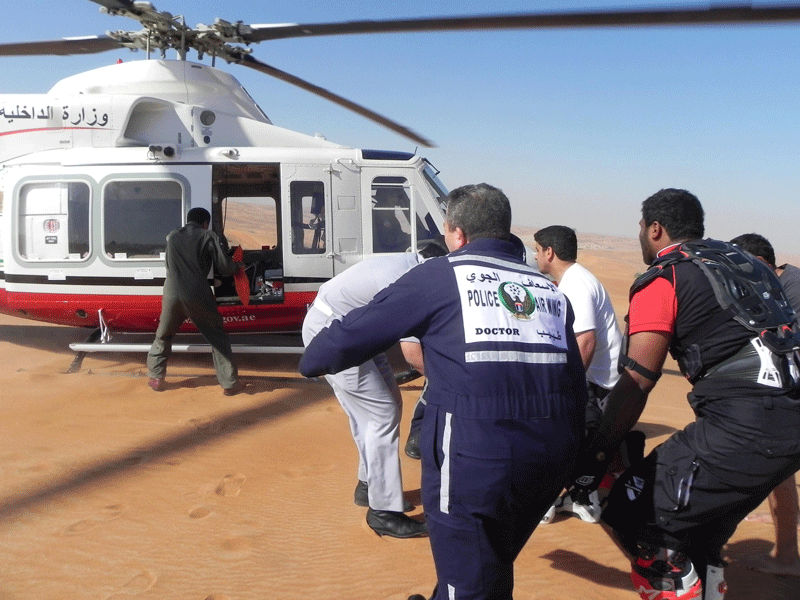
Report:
303,305,405,512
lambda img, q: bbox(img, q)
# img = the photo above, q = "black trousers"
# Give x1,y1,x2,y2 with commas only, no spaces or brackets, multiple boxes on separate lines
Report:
603,394,800,569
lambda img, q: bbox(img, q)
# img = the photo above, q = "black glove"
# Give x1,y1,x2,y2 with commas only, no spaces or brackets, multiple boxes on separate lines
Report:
568,447,610,496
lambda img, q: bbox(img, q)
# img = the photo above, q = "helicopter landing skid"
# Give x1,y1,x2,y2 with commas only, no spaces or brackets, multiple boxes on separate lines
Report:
67,330,306,374
67,331,423,385
69,331,306,356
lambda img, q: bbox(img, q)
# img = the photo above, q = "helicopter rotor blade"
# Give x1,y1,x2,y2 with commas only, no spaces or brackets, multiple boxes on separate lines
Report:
245,4,800,43
0,36,123,57
3,2,798,144
238,54,435,148
88,0,136,10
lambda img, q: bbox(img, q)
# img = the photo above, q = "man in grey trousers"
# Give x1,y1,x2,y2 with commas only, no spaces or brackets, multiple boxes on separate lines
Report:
302,243,445,538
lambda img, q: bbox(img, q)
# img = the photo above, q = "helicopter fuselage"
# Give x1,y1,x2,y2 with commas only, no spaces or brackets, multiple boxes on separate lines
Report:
0,60,448,334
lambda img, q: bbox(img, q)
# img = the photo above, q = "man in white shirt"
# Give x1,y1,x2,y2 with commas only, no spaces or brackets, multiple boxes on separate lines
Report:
534,225,624,523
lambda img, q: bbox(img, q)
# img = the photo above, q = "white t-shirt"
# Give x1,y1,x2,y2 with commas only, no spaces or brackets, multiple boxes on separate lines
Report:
558,262,622,389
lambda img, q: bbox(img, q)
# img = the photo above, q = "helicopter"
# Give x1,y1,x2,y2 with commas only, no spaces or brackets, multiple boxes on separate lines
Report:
1,1,799,354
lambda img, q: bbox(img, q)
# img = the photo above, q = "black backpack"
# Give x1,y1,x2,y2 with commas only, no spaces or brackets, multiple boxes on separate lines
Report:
629,239,800,387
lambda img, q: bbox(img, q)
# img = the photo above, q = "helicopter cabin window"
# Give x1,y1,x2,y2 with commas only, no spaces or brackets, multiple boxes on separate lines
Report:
372,177,411,253
220,196,279,252
103,180,182,260
17,182,90,261
290,181,326,254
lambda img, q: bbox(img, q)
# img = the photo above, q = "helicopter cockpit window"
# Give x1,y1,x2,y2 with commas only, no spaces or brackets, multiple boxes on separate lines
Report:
414,187,442,246
290,181,326,255
371,177,411,253
103,180,182,260
17,181,90,261
422,162,449,215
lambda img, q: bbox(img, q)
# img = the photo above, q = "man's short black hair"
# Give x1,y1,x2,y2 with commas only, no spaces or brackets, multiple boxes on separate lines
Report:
641,188,704,241
419,241,448,259
187,207,211,225
445,183,511,242
730,233,776,268
533,225,578,262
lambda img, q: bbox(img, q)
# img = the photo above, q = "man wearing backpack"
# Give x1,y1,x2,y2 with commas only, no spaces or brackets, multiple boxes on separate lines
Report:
571,189,800,600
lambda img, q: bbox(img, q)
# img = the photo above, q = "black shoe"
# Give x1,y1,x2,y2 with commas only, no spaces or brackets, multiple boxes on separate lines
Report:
404,430,421,460
354,480,414,512
222,381,246,396
408,595,427,600
366,508,428,539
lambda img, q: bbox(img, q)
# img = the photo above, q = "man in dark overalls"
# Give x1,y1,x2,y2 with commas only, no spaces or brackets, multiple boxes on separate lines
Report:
147,207,242,394
300,183,587,600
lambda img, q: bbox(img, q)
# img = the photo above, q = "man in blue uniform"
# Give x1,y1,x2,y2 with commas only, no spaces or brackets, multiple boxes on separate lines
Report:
300,183,587,600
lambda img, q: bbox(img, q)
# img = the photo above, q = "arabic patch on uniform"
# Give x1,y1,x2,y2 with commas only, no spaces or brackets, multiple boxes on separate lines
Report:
498,282,535,320
453,264,567,347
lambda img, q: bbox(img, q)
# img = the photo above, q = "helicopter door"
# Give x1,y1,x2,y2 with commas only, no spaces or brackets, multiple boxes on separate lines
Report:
212,164,282,305
330,165,362,275
283,167,333,281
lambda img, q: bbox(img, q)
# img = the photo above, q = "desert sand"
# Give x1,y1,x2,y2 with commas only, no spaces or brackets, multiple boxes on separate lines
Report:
1,233,798,600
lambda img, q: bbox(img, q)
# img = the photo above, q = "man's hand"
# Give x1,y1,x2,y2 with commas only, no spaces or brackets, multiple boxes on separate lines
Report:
568,447,611,496
400,341,424,374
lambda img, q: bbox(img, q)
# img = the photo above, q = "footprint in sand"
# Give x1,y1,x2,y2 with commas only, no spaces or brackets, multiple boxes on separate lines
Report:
188,505,213,519
215,473,246,497
63,504,125,535
280,463,335,480
184,416,228,434
105,569,157,598
219,536,253,558
19,463,50,473
0,452,24,462
117,454,145,467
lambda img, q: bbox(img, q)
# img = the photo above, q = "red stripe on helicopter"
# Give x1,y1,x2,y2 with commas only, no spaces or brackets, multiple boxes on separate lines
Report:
0,127,108,137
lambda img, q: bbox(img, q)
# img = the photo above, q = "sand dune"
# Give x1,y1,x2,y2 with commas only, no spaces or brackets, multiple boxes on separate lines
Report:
0,236,798,600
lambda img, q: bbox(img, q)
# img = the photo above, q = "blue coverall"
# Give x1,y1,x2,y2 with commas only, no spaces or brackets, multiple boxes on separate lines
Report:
300,238,587,600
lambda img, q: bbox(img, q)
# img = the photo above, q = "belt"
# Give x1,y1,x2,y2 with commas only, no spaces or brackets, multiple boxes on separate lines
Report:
702,338,798,391
313,298,335,318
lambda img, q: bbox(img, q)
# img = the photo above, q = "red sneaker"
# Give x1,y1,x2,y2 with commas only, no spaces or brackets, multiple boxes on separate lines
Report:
148,377,165,392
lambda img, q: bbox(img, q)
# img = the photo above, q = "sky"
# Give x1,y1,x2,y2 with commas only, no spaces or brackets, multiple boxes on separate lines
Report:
2,1,799,258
